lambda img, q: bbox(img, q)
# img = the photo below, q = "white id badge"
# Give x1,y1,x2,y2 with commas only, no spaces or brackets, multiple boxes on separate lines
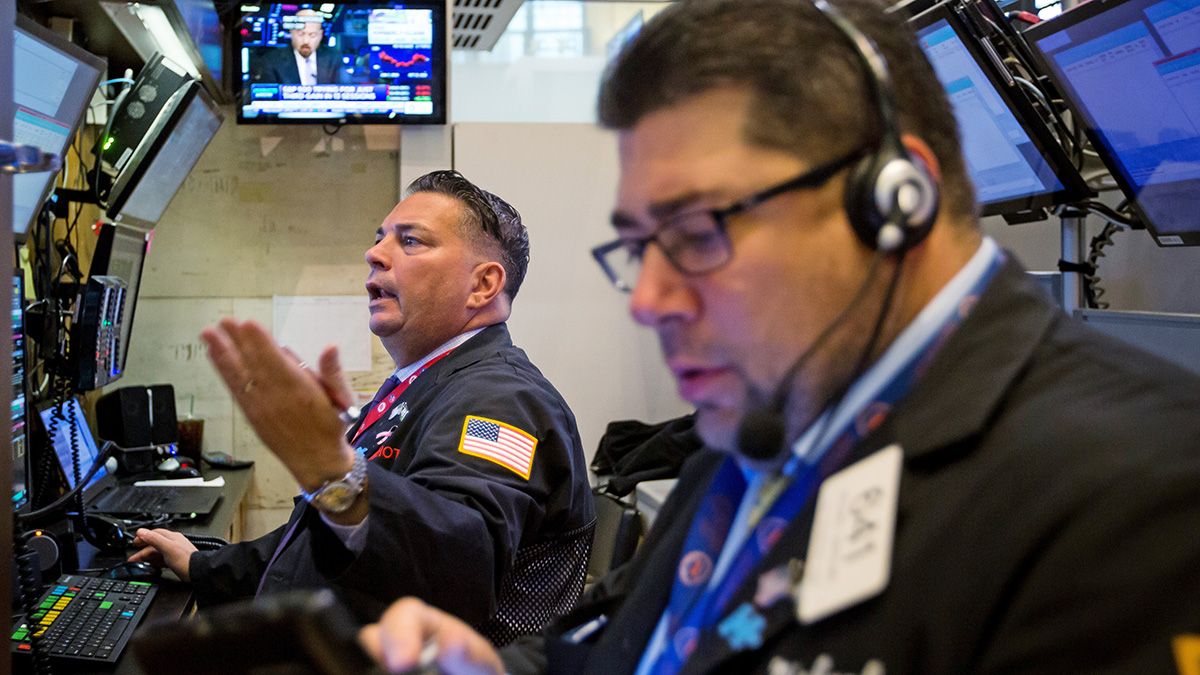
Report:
796,444,903,624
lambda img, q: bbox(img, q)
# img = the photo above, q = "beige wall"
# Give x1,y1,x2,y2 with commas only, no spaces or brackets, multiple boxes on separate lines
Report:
119,111,402,535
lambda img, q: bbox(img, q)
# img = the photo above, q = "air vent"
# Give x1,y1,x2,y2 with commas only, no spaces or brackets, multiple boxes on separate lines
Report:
451,0,524,51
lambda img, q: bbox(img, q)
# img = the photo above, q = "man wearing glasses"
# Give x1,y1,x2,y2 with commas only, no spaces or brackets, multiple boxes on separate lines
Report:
358,0,1200,672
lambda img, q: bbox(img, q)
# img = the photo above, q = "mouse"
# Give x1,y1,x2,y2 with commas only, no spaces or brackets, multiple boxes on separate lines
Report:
166,466,202,479
102,561,162,582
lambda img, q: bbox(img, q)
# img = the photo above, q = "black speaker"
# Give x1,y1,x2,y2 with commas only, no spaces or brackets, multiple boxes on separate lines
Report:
97,384,179,447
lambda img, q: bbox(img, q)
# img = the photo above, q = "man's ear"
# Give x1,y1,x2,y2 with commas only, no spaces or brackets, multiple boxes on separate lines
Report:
900,133,941,183
467,261,507,309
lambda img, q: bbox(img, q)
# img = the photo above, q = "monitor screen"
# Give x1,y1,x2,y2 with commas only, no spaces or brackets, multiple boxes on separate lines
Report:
236,2,447,124
912,8,1086,215
88,224,150,382
11,274,30,513
11,16,106,241
1027,0,1200,245
40,398,107,492
108,84,223,229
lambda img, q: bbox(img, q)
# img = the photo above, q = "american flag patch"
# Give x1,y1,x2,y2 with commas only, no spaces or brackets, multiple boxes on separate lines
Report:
458,415,538,479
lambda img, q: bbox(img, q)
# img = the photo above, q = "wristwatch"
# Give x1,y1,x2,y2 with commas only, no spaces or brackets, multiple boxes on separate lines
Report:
303,453,368,514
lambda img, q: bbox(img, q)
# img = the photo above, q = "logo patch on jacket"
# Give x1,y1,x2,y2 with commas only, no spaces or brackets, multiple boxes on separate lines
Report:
458,415,538,479
1176,634,1200,675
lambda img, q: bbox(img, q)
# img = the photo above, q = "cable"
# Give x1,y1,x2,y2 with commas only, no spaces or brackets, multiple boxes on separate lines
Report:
1084,221,1123,310
99,77,135,89
19,441,116,525
1073,200,1138,228
1013,76,1050,112
808,247,907,461
92,72,134,209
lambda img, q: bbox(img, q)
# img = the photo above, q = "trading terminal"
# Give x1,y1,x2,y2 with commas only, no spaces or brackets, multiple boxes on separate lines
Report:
1,0,1199,673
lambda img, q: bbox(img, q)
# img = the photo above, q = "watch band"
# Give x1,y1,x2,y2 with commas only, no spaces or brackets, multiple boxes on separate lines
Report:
303,453,368,514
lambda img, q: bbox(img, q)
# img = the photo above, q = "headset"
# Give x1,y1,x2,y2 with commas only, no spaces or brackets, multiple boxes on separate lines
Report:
814,0,940,253
736,0,941,461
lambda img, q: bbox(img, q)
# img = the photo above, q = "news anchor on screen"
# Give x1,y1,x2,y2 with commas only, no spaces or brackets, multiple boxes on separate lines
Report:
254,9,344,85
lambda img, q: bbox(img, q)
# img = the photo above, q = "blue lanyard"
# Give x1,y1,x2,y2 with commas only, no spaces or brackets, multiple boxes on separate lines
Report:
647,252,1004,675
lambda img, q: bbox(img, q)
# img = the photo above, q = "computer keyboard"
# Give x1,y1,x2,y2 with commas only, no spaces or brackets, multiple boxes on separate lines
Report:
10,573,157,665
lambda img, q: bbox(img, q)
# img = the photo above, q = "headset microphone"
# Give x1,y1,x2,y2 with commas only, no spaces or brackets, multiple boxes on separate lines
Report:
735,253,886,461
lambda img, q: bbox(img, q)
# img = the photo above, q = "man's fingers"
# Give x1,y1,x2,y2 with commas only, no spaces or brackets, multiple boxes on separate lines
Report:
361,598,503,675
372,598,434,672
200,325,251,395
358,625,384,665
318,346,354,411
132,528,160,547
126,547,157,564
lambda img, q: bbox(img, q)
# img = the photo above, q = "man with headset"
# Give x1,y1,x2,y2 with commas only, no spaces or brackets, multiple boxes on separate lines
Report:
356,0,1200,672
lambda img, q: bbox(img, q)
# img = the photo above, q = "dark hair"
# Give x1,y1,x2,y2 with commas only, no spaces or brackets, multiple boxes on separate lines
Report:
598,0,976,221
405,170,531,301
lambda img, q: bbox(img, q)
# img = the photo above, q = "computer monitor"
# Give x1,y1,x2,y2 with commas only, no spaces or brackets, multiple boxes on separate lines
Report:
87,224,150,383
11,15,106,242
98,54,223,230
1026,0,1200,246
12,274,31,514
39,398,107,492
236,2,447,124
910,3,1089,216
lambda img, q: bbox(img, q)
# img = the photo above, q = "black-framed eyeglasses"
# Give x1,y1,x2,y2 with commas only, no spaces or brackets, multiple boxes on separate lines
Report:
591,146,868,293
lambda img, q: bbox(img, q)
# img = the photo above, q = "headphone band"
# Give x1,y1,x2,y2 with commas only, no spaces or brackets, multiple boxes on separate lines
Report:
813,0,904,150
811,0,939,252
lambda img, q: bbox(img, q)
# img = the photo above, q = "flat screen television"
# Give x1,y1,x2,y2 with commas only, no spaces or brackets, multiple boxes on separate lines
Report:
235,2,447,124
10,15,106,242
910,3,1089,216
1026,0,1200,246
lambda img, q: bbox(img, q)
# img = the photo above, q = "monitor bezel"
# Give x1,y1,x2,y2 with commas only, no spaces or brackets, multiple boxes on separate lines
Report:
233,1,449,126
12,15,107,243
1025,0,1200,246
909,2,1091,217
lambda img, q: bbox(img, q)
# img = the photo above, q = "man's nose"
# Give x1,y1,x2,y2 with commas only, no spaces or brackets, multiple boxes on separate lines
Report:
365,240,387,268
629,244,697,327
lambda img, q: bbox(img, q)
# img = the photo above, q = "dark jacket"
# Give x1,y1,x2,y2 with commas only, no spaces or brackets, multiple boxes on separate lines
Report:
504,259,1200,674
253,45,343,85
190,324,596,646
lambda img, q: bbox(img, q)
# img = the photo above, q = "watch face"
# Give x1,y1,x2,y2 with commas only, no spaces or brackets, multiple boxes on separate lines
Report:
314,482,356,512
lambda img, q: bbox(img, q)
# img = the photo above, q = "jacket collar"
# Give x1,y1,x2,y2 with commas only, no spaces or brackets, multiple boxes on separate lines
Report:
885,257,1059,459
426,322,513,382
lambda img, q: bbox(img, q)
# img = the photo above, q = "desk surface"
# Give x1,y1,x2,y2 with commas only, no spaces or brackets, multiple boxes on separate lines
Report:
176,466,254,539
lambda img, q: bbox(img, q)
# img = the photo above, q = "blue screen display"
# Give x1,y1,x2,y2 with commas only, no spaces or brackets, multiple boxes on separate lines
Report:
916,19,1066,208
1032,0,1200,239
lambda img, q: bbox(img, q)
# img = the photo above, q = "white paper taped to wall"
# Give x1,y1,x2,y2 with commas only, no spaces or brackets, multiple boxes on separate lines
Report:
272,295,372,372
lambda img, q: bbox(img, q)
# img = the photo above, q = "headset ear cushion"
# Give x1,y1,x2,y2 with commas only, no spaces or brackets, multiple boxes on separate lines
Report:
844,152,887,250
844,151,940,252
